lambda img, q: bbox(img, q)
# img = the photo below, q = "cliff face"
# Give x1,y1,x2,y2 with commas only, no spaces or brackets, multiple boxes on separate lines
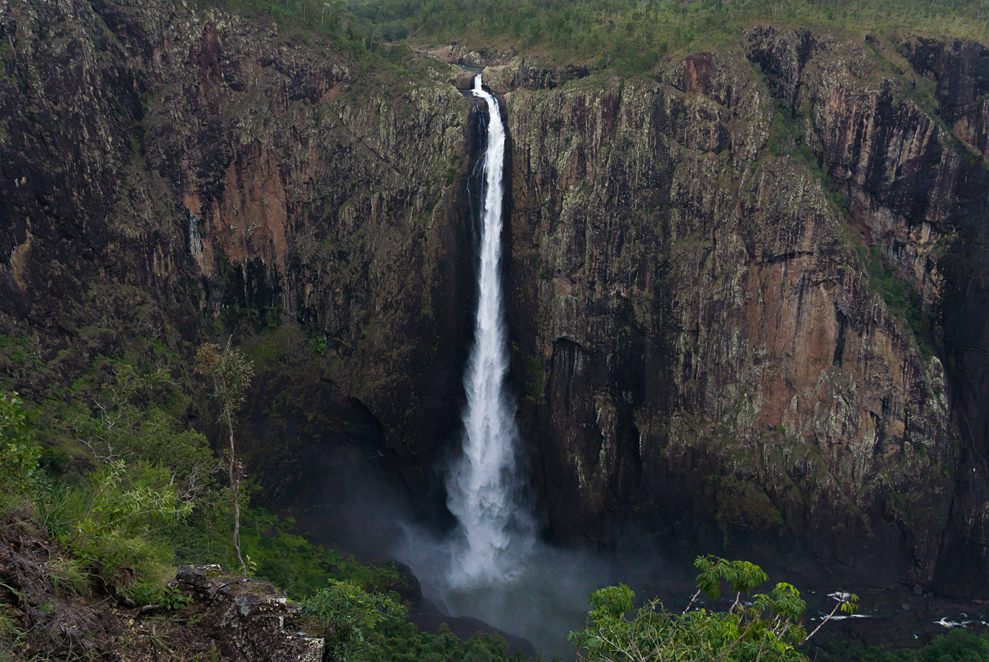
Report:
504,29,988,593
0,0,476,520
2,0,989,596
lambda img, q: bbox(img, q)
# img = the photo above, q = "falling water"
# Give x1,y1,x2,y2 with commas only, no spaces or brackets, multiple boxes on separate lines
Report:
395,75,619,656
445,74,533,587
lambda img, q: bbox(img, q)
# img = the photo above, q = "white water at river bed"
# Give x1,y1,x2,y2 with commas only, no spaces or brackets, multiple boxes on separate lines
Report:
445,74,534,586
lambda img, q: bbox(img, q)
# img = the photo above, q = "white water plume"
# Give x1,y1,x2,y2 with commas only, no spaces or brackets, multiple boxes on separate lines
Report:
445,74,534,588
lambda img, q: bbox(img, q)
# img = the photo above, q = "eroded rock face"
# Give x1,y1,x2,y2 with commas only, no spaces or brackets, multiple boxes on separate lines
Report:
173,565,324,662
505,30,987,593
0,0,476,521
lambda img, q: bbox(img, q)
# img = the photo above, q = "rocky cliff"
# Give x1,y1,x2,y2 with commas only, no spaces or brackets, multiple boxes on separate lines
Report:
0,0,477,528
2,0,989,598
504,28,989,596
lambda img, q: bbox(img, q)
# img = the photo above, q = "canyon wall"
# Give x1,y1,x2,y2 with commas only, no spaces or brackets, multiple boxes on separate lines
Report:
503,28,989,595
2,0,989,595
0,0,476,529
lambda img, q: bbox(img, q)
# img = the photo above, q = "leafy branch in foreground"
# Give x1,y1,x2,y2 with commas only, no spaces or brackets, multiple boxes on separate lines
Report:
569,556,858,662
0,392,41,500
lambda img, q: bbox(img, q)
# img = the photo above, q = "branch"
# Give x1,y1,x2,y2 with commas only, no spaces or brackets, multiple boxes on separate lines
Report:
682,588,702,615
801,598,846,644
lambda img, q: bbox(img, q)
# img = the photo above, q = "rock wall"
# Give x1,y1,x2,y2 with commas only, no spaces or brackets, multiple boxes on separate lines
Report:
0,0,476,521
504,29,988,594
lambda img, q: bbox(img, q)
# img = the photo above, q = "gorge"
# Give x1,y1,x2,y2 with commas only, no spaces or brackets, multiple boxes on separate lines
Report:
2,0,989,656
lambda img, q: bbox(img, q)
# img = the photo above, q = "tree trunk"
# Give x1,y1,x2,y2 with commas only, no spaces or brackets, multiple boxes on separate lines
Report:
227,407,246,575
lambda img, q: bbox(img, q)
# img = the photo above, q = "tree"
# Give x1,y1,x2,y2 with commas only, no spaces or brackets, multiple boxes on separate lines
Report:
569,556,857,662
196,339,254,574
0,392,41,499
72,362,219,505
300,579,407,661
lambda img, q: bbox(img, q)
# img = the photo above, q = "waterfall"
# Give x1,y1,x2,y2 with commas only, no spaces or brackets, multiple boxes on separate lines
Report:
446,74,532,587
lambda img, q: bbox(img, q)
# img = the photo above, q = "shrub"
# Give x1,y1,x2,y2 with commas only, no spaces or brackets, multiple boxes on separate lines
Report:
0,392,42,502
301,579,407,660
569,556,856,662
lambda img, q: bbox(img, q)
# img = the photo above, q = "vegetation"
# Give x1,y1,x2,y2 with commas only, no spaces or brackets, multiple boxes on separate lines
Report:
196,339,255,575
570,556,857,662
0,343,981,662
813,628,989,662
524,357,545,402
0,341,543,661
856,244,937,358
302,579,408,659
202,0,989,77
238,506,407,600
0,392,42,499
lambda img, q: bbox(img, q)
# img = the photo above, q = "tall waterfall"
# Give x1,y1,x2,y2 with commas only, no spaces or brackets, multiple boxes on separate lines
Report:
446,75,532,587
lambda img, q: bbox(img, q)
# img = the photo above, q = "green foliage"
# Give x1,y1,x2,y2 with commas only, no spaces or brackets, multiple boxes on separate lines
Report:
813,628,989,662
47,556,90,596
21,360,226,594
196,342,255,423
856,244,936,358
524,357,545,402
197,340,255,574
767,104,849,214
692,556,769,601
570,557,857,662
302,579,407,660
237,507,403,599
125,577,194,611
64,459,194,584
67,362,219,503
714,475,784,538
347,0,989,72
361,623,533,662
302,581,540,662
0,392,42,499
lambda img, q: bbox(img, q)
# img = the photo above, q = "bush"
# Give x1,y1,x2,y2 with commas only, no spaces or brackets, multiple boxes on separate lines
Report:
0,392,41,501
569,556,856,662
301,579,407,660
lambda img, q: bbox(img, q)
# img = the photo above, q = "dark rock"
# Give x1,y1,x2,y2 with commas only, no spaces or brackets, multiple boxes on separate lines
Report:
172,565,324,661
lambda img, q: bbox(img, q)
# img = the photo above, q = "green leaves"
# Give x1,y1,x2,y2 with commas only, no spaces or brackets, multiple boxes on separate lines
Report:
195,341,255,420
301,579,407,660
694,556,770,601
0,392,42,497
588,584,635,620
570,557,815,662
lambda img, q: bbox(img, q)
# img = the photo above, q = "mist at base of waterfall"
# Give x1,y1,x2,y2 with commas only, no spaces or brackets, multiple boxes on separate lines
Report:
395,528,626,658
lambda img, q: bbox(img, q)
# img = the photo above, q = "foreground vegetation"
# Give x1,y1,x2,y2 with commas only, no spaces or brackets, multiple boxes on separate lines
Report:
2,349,988,660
